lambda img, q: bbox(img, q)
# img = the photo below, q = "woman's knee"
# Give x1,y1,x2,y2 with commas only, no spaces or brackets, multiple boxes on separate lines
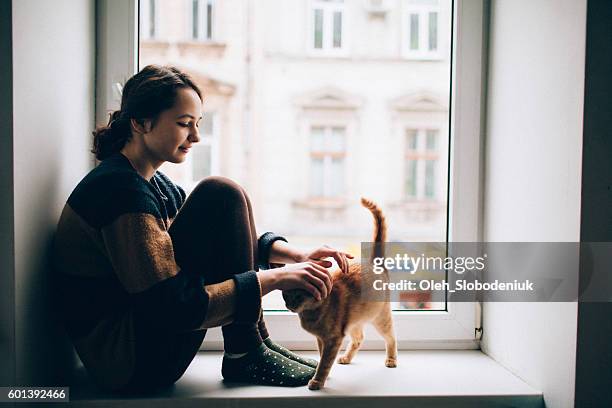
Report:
191,176,248,204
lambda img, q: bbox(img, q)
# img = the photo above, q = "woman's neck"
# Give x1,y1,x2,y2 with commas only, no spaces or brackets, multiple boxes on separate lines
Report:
119,143,161,181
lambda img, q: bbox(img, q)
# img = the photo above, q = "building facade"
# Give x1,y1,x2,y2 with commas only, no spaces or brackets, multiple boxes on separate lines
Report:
139,0,452,255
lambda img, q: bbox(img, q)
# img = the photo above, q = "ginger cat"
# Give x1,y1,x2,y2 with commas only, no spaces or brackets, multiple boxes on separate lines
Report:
282,198,397,391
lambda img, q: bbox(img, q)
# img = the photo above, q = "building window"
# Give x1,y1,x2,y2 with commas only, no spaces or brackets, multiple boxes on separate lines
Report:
405,128,439,199
402,0,440,58
190,112,218,182
140,0,158,40
310,0,346,54
309,126,346,197
190,0,214,41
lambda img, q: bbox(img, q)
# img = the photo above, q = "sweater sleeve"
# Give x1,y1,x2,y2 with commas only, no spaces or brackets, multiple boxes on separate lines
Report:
257,232,289,270
101,211,261,331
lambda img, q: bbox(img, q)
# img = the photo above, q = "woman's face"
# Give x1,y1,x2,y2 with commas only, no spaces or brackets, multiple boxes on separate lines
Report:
142,87,203,164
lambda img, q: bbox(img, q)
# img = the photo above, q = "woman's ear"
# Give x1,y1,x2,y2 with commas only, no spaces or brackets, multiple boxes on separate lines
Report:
129,118,152,135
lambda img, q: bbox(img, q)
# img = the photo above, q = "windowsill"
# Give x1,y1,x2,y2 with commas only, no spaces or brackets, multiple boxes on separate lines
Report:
177,41,226,58
292,197,348,210
68,350,542,407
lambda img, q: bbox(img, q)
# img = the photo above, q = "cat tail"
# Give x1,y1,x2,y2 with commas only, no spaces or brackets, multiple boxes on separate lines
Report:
360,197,387,260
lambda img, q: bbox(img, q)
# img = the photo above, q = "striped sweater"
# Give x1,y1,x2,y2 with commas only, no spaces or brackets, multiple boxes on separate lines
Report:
52,152,280,390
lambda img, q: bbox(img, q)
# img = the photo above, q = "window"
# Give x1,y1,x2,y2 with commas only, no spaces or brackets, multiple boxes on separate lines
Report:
309,126,346,198
140,0,158,40
187,112,219,184
100,0,486,350
309,0,346,54
405,129,439,200
189,0,214,41
402,0,441,59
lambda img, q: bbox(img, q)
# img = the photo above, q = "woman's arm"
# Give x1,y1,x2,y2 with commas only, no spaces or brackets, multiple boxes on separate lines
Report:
270,241,354,274
269,239,307,264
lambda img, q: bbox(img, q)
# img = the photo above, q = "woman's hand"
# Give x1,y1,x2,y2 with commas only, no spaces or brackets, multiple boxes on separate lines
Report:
258,261,333,301
299,245,355,274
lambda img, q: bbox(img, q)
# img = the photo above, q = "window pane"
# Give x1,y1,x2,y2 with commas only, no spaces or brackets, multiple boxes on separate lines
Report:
406,129,418,150
329,127,345,152
192,0,199,39
314,9,323,49
310,158,324,196
310,126,325,151
330,157,344,196
429,12,438,51
202,113,214,137
138,0,453,312
426,130,437,150
192,145,212,179
207,0,213,40
405,160,417,197
425,160,435,198
410,14,419,50
333,11,342,48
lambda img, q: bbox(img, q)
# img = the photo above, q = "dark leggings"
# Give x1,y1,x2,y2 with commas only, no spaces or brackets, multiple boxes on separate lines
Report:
126,176,270,392
169,175,270,348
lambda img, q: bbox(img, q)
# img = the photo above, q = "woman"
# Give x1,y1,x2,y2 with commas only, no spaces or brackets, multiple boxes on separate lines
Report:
53,65,353,392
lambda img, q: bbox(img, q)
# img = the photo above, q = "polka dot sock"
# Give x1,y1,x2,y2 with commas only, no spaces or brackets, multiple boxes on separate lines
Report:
221,343,315,386
263,337,319,368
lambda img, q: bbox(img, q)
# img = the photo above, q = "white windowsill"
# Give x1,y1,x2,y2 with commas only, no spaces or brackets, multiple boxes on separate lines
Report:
68,350,542,407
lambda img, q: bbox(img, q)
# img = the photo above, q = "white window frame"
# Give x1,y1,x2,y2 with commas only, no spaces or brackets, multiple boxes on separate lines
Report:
401,0,443,60
186,0,215,42
307,0,348,56
97,0,487,351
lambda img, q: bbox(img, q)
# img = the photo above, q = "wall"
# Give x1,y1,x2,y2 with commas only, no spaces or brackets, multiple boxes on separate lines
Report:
0,0,16,387
575,0,612,406
8,0,95,385
481,1,586,407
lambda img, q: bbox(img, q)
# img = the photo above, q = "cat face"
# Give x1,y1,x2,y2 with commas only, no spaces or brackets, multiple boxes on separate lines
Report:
282,289,319,313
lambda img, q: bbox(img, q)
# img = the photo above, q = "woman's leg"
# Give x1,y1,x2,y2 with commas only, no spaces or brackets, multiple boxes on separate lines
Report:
168,177,315,386
169,176,262,353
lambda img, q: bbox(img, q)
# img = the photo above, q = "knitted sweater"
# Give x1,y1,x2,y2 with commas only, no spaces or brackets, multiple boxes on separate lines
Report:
52,152,283,390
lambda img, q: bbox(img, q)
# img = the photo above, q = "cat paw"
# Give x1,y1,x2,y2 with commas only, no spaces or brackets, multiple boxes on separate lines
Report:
385,358,397,368
308,379,324,390
337,356,351,364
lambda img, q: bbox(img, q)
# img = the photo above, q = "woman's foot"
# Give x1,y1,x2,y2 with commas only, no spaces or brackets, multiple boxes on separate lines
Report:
222,343,315,386
263,337,318,368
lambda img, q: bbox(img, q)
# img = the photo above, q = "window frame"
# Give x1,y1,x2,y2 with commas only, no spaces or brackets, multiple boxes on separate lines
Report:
307,0,349,57
187,0,215,42
401,0,443,60
97,0,487,351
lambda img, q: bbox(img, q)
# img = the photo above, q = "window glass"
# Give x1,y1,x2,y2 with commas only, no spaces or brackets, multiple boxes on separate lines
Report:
330,157,344,196
409,14,419,50
333,11,342,48
138,0,452,311
310,158,324,196
192,0,199,39
428,12,438,51
407,129,418,150
426,129,437,150
314,9,324,48
425,159,435,198
405,160,417,197
192,144,212,179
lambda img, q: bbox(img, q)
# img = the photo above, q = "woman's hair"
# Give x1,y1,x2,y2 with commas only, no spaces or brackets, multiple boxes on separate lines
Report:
92,65,203,160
